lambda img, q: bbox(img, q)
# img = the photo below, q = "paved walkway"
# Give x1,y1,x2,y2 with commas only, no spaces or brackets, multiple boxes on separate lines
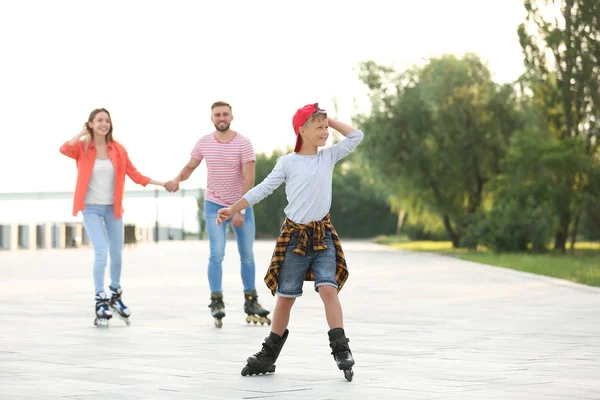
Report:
1,240,599,399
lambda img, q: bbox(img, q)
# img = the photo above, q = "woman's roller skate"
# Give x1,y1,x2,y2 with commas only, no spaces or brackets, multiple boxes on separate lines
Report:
94,292,112,328
209,292,225,328
109,286,131,326
244,289,271,326
328,328,355,381
241,329,289,376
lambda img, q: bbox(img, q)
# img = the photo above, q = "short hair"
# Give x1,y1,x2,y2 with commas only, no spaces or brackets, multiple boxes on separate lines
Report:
302,110,328,129
211,101,232,111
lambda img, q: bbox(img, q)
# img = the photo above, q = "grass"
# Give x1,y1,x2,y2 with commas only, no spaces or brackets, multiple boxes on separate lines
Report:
373,236,600,287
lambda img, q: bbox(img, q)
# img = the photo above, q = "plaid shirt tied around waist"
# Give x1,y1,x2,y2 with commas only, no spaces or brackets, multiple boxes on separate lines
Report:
264,213,349,296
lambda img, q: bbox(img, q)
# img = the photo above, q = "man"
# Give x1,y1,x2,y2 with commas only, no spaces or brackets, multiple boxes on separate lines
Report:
165,101,270,328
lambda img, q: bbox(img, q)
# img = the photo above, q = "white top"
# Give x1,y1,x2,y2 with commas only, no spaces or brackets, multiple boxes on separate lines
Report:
85,158,115,205
244,130,364,224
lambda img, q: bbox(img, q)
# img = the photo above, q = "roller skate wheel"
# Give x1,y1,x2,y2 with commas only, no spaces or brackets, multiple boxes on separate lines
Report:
344,368,354,382
245,316,252,324
214,318,223,328
94,318,110,328
123,318,131,326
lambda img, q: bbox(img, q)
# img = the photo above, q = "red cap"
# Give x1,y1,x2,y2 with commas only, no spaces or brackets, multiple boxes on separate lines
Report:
292,103,325,152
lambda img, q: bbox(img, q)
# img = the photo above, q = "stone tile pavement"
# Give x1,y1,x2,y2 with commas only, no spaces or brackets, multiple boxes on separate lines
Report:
1,240,599,399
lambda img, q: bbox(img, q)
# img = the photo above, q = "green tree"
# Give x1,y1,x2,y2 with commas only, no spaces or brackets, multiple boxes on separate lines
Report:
355,54,522,247
518,0,600,251
353,158,447,239
330,151,398,238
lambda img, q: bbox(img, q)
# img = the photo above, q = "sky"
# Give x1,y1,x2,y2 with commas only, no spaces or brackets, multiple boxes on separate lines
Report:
0,0,528,194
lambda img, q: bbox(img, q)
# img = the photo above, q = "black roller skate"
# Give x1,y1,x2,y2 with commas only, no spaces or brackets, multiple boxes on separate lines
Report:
209,292,225,328
244,289,271,326
94,292,112,328
328,328,355,381
241,329,289,376
109,286,131,326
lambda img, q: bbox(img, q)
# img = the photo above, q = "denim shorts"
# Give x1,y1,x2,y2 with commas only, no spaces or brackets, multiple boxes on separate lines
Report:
276,230,339,298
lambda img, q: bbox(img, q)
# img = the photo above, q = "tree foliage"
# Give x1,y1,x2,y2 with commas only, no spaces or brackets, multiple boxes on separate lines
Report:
355,54,522,247
518,0,600,251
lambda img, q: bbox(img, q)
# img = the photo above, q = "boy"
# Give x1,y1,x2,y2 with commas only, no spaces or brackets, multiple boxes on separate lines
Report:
216,103,364,381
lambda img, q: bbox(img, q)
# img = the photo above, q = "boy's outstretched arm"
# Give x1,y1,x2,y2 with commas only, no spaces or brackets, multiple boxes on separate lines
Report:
217,159,286,225
217,198,250,225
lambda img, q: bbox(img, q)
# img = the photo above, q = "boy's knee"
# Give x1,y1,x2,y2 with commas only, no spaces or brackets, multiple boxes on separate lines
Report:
318,285,338,299
277,296,296,308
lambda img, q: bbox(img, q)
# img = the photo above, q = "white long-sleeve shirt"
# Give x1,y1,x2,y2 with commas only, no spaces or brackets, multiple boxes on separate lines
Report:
243,130,364,224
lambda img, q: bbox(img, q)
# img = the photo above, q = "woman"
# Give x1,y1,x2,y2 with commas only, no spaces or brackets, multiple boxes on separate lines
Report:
60,108,165,327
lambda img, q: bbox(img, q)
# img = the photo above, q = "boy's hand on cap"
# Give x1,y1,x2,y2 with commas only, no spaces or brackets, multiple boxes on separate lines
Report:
216,207,233,226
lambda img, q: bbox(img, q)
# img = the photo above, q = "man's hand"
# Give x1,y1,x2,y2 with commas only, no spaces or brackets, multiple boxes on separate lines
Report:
231,211,245,227
165,180,180,192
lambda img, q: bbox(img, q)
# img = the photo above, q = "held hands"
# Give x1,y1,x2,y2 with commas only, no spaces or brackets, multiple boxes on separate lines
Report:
216,207,234,226
216,209,245,227
231,211,245,227
164,180,180,193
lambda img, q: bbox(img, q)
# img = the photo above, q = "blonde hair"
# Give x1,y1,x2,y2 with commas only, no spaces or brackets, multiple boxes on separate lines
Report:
302,110,328,129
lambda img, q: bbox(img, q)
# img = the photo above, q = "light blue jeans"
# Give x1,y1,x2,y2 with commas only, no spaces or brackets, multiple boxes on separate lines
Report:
82,204,124,295
205,200,256,293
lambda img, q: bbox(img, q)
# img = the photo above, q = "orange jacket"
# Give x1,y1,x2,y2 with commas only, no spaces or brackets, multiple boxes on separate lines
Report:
60,140,151,219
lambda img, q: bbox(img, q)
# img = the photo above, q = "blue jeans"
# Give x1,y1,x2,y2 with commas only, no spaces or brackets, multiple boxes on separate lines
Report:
82,204,124,295
277,230,338,298
205,200,256,293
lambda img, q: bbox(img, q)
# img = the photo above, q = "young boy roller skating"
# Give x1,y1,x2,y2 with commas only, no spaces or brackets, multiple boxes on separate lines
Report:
216,103,364,381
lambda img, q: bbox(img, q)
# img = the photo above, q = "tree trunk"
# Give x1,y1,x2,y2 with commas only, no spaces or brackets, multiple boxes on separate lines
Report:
554,212,571,253
554,231,567,253
396,211,407,236
442,214,460,248
569,211,581,251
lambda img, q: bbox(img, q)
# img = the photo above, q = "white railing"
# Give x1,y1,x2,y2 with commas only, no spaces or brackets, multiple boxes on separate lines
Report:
0,188,203,250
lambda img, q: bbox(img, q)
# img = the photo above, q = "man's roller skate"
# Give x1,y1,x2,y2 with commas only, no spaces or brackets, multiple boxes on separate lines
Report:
244,289,271,326
328,328,355,382
209,292,225,328
241,329,289,376
109,286,131,326
94,292,112,328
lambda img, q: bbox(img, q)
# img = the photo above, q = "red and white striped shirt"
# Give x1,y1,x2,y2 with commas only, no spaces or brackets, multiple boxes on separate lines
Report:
190,132,256,206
